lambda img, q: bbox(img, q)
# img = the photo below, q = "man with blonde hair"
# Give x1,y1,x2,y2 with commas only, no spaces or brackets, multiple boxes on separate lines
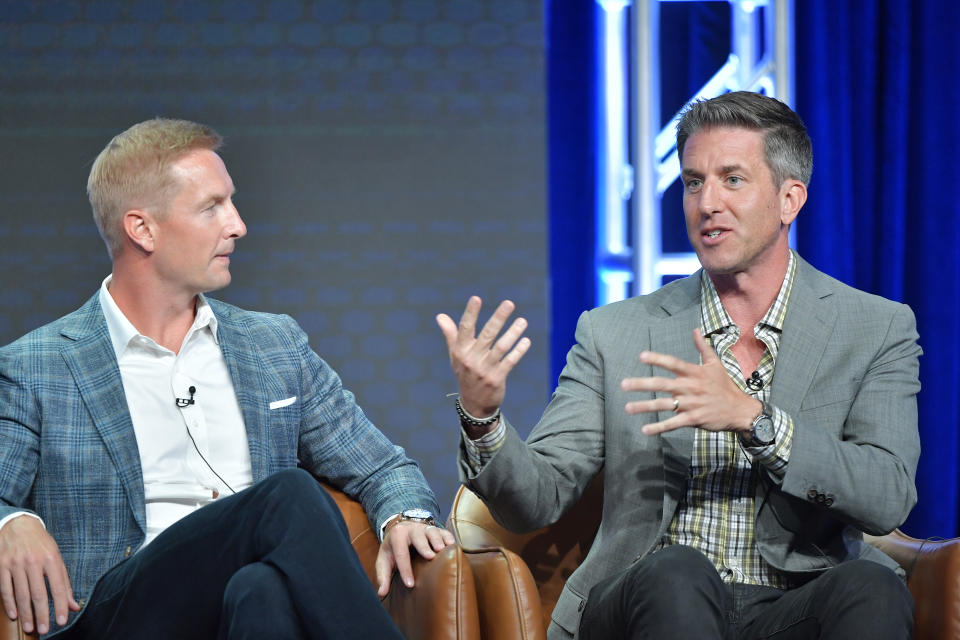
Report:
0,118,453,638
87,119,224,258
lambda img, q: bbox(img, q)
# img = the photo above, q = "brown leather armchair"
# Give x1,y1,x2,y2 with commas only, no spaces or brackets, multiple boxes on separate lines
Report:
449,482,960,640
2,483,481,640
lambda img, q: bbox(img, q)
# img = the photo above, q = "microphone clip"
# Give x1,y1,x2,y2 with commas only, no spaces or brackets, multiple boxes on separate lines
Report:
175,386,197,408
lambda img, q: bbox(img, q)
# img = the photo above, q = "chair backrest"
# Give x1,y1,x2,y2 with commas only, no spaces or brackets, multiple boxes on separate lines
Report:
323,483,482,640
448,476,603,631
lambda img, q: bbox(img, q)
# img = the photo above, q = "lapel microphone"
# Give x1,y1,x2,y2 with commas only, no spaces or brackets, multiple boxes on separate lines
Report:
746,370,764,391
175,386,197,408
173,385,238,495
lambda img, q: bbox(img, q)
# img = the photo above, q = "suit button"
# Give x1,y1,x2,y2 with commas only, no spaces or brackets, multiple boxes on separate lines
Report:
807,489,818,501
824,497,834,507
815,494,826,504
124,546,132,557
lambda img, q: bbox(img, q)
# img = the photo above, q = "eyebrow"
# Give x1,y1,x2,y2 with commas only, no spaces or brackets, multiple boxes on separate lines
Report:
210,188,237,202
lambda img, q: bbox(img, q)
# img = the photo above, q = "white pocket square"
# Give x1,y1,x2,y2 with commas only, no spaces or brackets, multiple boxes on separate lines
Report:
269,396,297,410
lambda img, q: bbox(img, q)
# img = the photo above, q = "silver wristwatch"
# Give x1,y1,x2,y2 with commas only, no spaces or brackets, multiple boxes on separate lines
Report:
745,401,776,447
399,508,436,525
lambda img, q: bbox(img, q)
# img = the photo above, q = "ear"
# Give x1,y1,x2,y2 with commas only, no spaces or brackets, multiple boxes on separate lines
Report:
121,209,157,253
779,179,807,226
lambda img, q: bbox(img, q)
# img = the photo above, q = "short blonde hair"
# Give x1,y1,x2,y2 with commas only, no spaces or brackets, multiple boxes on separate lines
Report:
87,118,222,257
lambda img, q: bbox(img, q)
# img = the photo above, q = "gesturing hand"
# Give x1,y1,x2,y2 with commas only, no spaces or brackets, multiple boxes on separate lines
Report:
0,515,80,635
620,329,760,436
375,522,456,597
435,297,531,431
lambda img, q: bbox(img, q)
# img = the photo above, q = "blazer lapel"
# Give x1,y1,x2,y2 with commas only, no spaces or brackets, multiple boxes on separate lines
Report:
213,304,270,482
648,276,702,529
772,259,838,417
59,296,146,535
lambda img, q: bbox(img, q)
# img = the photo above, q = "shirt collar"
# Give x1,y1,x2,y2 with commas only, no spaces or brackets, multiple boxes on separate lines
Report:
98,275,219,359
699,250,797,337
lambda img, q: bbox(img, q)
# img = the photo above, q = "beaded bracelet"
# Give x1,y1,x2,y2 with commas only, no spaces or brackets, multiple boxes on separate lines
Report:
455,396,501,428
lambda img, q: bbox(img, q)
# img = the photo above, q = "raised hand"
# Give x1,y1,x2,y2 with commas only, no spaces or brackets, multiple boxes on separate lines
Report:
435,296,531,433
620,329,761,436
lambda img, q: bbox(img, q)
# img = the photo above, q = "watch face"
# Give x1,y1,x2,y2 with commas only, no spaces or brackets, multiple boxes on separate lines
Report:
754,417,775,443
402,508,434,520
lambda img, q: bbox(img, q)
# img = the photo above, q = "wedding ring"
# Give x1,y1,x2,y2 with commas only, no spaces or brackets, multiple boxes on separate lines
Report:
672,398,680,412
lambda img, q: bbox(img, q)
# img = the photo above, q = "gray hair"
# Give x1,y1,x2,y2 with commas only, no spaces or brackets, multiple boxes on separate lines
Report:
87,118,222,257
676,91,812,187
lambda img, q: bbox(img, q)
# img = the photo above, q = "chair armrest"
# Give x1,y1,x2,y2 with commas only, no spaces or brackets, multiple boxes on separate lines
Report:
905,536,960,640
382,545,481,640
1,615,34,640
321,482,381,584
866,530,960,640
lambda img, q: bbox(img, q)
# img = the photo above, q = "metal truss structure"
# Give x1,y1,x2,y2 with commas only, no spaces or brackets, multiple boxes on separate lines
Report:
595,0,795,304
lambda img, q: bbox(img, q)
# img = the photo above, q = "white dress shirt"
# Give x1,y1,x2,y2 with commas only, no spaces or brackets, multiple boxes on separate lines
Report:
98,276,254,547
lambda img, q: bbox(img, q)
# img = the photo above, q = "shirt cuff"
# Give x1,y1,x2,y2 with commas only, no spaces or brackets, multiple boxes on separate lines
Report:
461,417,507,474
379,513,400,541
0,511,44,533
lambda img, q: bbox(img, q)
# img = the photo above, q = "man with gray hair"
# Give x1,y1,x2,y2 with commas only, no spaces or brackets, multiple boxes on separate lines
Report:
438,91,920,639
0,118,454,638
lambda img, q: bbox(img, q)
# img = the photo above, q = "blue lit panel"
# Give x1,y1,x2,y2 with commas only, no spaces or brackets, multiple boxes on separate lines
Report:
596,0,634,305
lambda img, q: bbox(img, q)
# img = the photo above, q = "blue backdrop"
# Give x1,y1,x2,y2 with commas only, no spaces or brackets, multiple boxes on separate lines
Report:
548,0,960,538
794,0,960,538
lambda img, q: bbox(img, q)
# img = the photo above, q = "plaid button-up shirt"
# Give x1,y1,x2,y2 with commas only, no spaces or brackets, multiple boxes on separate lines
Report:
660,251,798,588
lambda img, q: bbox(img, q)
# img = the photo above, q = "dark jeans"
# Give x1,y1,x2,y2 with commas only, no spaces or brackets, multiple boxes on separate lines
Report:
579,545,913,640
57,468,403,640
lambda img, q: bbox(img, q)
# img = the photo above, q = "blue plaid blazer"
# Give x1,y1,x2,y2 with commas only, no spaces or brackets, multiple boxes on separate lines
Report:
0,293,438,618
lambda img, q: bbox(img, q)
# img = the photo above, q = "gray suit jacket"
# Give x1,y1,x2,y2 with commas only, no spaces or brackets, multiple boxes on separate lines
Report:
461,257,921,637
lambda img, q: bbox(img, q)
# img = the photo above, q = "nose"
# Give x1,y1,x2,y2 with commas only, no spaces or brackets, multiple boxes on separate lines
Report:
225,199,246,239
697,179,722,215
